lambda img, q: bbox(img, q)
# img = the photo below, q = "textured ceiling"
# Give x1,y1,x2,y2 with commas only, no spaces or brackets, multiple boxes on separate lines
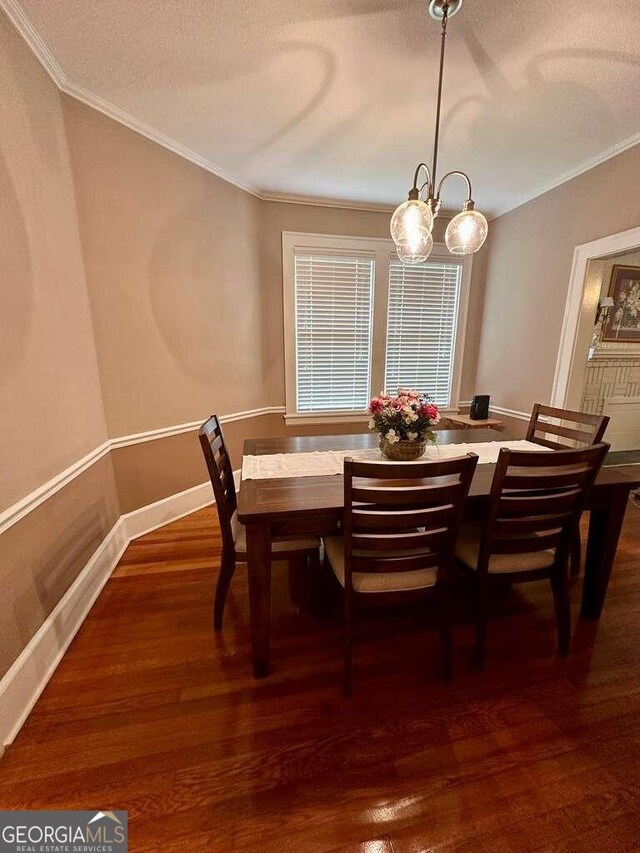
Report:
11,0,640,215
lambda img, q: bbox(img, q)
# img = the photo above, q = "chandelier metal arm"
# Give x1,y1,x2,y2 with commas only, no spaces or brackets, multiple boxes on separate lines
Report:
436,170,474,207
408,162,433,199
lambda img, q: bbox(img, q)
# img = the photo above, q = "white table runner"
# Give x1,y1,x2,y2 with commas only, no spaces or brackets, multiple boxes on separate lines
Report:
242,440,548,481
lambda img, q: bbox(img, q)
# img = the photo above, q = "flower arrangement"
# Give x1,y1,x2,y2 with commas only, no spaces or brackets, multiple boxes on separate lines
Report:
368,390,440,460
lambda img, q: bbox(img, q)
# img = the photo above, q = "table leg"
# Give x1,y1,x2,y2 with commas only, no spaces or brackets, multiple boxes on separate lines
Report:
246,521,272,677
582,488,630,620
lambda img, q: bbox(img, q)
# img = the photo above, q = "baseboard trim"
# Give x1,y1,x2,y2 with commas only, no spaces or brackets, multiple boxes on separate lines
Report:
0,478,222,747
0,518,129,746
122,482,213,540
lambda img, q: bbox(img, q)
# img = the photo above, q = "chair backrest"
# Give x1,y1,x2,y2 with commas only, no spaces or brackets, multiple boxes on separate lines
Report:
343,454,479,591
526,403,609,450
198,415,237,552
478,443,609,575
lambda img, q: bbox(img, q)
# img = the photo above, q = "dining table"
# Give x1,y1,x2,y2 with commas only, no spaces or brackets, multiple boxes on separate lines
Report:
237,429,640,677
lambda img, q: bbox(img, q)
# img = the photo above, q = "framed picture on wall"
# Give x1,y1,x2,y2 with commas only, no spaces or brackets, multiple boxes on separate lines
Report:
602,264,640,343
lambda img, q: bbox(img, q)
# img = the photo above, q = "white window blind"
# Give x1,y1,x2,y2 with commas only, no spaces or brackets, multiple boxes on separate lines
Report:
384,257,462,406
294,253,374,412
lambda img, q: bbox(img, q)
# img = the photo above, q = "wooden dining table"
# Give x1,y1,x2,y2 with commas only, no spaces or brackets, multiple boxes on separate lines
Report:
237,429,640,677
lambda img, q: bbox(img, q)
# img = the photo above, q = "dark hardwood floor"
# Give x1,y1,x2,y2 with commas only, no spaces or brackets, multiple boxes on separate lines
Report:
1,501,639,851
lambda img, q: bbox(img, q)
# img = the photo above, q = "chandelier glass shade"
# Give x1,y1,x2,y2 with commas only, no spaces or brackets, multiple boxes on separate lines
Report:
445,207,488,255
391,0,488,263
390,199,434,263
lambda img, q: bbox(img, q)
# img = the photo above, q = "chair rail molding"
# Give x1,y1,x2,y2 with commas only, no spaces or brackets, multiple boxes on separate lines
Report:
488,404,530,422
0,442,111,536
0,406,285,535
551,226,640,411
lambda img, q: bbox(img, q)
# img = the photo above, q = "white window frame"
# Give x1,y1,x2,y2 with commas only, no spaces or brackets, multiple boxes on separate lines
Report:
282,231,473,425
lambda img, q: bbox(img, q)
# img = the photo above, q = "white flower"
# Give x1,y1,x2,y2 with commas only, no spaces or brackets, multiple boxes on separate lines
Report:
407,431,418,440
368,417,376,429
386,429,400,444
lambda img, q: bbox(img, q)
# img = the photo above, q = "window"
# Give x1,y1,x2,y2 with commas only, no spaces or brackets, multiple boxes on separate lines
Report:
283,232,471,422
294,254,374,412
385,258,462,407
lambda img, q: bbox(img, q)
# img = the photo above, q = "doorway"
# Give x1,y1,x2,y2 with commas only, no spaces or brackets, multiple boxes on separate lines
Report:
552,227,640,456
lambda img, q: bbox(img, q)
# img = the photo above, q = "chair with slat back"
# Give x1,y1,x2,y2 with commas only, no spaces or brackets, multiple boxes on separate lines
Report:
526,403,609,576
324,453,479,696
526,403,609,450
199,415,321,630
455,442,609,668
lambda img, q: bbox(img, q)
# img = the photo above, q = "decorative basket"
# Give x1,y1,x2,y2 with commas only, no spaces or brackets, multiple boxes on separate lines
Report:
379,436,429,461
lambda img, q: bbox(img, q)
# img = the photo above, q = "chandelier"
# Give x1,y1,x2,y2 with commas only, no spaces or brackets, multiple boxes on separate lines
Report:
390,0,488,264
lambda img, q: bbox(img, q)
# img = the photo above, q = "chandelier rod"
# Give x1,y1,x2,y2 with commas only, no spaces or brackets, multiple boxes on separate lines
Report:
430,1,450,190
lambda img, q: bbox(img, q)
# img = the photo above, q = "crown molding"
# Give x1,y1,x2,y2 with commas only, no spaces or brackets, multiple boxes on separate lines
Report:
4,1,640,229
61,80,263,198
1,0,66,86
492,131,640,221
1,0,390,212
260,191,396,214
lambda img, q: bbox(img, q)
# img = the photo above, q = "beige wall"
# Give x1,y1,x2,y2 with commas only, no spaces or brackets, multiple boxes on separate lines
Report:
62,96,268,438
0,12,118,679
0,455,119,675
475,143,640,415
0,13,109,510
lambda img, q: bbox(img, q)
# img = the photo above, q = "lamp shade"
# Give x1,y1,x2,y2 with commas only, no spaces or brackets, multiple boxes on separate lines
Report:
390,199,434,254
445,208,488,255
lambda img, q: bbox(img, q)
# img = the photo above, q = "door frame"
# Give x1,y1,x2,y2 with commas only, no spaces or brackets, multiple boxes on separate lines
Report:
550,225,640,410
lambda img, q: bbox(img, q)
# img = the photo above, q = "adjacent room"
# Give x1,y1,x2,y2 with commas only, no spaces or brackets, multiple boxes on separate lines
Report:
1,0,639,849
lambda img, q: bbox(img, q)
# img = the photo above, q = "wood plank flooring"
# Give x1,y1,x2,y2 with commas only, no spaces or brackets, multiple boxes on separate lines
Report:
1,502,639,851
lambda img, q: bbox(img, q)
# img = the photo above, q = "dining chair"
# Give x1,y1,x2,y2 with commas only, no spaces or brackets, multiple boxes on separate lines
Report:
198,415,321,630
324,453,479,696
525,403,609,450
526,403,609,576
455,442,609,668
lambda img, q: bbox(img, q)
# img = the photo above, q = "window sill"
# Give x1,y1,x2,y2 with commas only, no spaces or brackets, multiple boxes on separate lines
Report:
284,407,462,427
284,411,370,426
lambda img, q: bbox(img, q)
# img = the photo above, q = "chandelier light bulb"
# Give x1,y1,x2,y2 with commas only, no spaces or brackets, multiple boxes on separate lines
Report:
445,208,488,255
390,199,433,255
395,229,433,264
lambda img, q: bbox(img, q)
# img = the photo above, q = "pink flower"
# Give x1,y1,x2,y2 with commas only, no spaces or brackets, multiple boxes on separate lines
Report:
425,404,439,420
418,403,439,421
368,397,384,414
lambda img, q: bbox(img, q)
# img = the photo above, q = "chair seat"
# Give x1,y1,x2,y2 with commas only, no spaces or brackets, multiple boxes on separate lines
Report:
455,522,555,574
232,512,320,557
324,536,438,593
